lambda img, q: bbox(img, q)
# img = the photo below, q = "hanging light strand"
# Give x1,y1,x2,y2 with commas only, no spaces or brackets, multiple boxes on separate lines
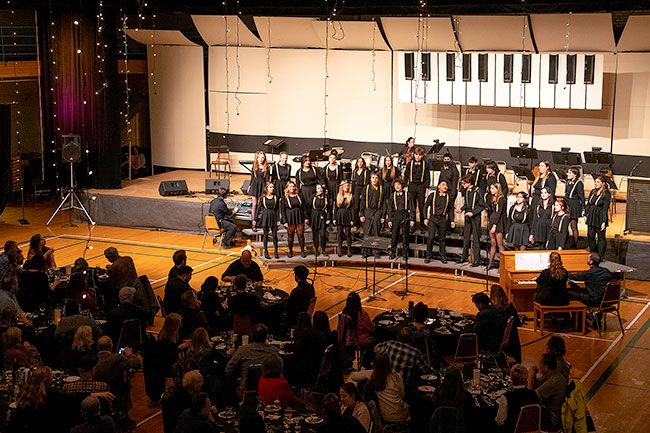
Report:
412,16,423,139
234,17,241,116
266,16,272,84
371,18,376,92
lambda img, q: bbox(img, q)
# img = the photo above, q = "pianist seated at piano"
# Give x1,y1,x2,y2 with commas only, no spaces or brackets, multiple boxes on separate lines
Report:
568,252,612,308
534,252,570,306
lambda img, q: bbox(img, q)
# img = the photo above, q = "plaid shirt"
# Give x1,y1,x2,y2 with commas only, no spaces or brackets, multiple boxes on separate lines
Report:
375,340,428,385
63,378,109,394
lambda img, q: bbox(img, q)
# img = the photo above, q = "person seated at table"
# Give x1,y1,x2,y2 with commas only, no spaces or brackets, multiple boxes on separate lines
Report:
221,250,264,287
285,265,316,329
317,392,367,433
163,265,194,315
173,392,218,433
226,324,279,391
364,350,410,424
106,286,149,342
178,328,212,372
472,292,503,353
169,249,187,279
0,305,18,334
198,276,228,333
0,240,19,267
528,352,567,431
11,366,60,433
546,335,571,384
409,301,429,331
0,276,31,326
257,353,304,408
63,271,98,313
431,364,473,425
104,247,138,299
0,248,24,284
568,252,612,308
161,370,205,433
312,310,345,393
143,313,182,403
293,312,326,388
63,325,98,372
340,382,371,432
373,327,428,387
227,275,261,334
63,355,115,402
17,253,59,312
490,284,522,363
26,234,56,270
495,364,538,433
179,290,212,340
337,292,375,369
3,326,39,368
56,299,103,341
70,395,116,433
534,252,569,306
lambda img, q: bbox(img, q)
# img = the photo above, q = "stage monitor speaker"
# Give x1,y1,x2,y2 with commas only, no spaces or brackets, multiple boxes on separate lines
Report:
205,179,230,194
584,54,595,85
404,53,415,80
549,54,559,84
264,138,285,149
158,180,188,196
503,54,513,83
478,53,488,82
566,54,577,84
521,54,532,84
446,53,455,81
241,180,251,195
421,53,431,81
462,53,471,82
62,134,81,163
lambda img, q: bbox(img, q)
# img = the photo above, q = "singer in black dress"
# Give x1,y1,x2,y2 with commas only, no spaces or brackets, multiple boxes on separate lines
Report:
486,183,507,270
270,151,292,198
564,167,584,248
360,173,385,258
324,151,343,207
351,157,370,227
380,155,398,198
296,155,320,215
249,151,270,231
530,187,554,249
281,181,307,258
547,198,570,250
506,192,530,251
257,183,280,259
530,160,557,212
585,175,611,258
334,181,354,257
386,178,415,260
308,184,330,258
485,162,509,195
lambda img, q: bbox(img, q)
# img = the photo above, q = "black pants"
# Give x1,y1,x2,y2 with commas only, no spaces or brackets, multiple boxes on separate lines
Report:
313,226,327,254
390,211,410,255
426,216,448,257
337,225,352,253
409,183,427,224
588,225,607,258
262,227,278,253
219,219,237,245
462,214,481,262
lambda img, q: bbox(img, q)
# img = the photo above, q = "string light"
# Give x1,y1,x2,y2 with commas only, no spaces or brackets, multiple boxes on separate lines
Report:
266,16,273,84
7,2,22,168
235,15,242,116
150,12,158,95
371,18,376,92
48,7,59,188
323,14,330,145
121,9,132,178
564,12,572,91
412,16,423,139
518,17,527,145
223,13,231,140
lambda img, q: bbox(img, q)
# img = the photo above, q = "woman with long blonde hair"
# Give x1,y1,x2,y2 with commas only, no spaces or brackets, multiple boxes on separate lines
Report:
487,182,507,269
281,181,307,258
534,252,570,306
249,150,269,231
334,180,354,257
13,366,56,432
258,182,280,259
64,325,96,370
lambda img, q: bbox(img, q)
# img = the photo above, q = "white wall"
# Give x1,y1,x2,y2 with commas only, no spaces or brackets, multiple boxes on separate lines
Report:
148,45,206,169
613,53,650,155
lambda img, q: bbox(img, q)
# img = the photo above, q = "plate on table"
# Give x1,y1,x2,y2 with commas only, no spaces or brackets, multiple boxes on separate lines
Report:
378,320,394,326
305,415,324,425
210,336,223,343
417,385,435,393
265,414,281,421
63,376,80,383
265,405,281,413
95,319,107,325
218,410,236,419
434,326,451,335
420,373,437,382
450,311,463,317
279,350,293,356
215,343,227,350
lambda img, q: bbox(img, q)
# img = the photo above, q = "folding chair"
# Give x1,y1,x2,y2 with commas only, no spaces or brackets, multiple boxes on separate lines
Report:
116,318,144,351
588,280,624,336
482,316,515,368
202,214,224,250
514,403,541,433
447,332,478,365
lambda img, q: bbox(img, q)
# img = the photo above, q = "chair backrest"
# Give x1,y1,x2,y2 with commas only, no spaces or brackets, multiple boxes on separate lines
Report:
499,316,515,353
244,363,263,391
454,333,478,363
313,344,334,392
600,280,621,309
429,406,465,433
205,214,221,232
116,318,144,350
306,297,317,316
367,399,384,433
514,403,542,433
157,294,167,318
233,315,253,335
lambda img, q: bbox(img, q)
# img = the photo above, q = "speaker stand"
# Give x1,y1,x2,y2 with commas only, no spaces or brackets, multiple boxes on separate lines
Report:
47,162,95,226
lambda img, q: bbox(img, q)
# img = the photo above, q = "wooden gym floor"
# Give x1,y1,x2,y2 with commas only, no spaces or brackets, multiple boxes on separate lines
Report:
1,203,649,433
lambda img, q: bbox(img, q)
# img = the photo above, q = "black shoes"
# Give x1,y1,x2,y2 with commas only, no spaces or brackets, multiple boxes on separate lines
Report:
288,249,294,258
301,250,307,258
389,251,396,260
264,251,271,259
456,257,469,264
347,251,353,257
274,251,280,259
424,255,431,264
470,262,481,267
440,255,448,264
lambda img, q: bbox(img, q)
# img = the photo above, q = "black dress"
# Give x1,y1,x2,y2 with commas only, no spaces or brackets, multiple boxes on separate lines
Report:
282,194,306,226
487,196,507,234
351,169,369,202
310,196,329,230
271,163,291,197
335,196,354,226
257,196,280,228
248,168,268,198
325,165,342,205
381,168,397,198
547,212,570,250
531,201,553,246
486,172,509,195
530,174,557,206
507,205,529,245
565,179,584,220
296,167,319,204
585,190,611,228
534,268,569,306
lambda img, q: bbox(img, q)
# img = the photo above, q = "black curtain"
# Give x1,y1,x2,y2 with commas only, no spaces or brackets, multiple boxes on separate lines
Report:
0,105,10,215
37,4,121,190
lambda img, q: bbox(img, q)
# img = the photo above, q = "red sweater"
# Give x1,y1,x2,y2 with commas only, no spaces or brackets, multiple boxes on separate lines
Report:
257,377,304,408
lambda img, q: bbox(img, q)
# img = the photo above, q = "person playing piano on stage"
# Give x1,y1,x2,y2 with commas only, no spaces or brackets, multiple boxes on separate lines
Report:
485,162,508,196
529,187,554,249
386,178,415,260
564,167,584,248
486,183,507,270
258,183,281,260
506,192,530,251
380,154,398,198
334,180,354,257
351,157,370,227
547,198,570,251
281,181,307,258
208,188,238,247
404,147,430,230
464,156,486,192
457,175,486,267
270,151,291,198
249,150,270,232
439,153,460,202
585,175,611,258
424,180,455,264
530,161,557,211
534,252,570,306
324,150,343,207
296,155,320,217
308,184,330,258
360,173,385,258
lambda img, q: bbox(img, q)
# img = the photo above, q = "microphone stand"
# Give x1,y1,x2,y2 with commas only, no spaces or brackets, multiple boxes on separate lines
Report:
394,218,423,300
630,160,643,177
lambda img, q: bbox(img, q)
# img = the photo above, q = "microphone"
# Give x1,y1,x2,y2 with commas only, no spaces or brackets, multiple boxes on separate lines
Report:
630,160,643,177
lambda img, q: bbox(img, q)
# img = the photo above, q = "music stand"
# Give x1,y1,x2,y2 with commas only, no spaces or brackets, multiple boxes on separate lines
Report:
361,236,392,302
426,140,446,155
509,146,538,169
264,138,285,162
393,219,423,300
583,151,614,166
308,149,326,162
512,165,535,181
551,151,582,167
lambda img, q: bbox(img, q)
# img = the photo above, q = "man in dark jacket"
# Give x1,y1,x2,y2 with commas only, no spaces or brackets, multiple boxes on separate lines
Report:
107,286,149,342
284,265,316,327
179,290,212,339
163,265,193,314
472,292,504,353
173,392,218,433
569,252,612,307
208,188,238,247
70,395,116,433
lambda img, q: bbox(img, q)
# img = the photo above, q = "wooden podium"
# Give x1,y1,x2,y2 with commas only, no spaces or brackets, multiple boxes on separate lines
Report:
499,250,590,312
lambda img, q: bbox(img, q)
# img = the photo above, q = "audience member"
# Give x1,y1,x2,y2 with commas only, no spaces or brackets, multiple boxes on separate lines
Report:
471,292,503,353
490,284,522,363
373,327,428,387
546,335,571,383
534,252,569,306
104,247,138,299
257,354,304,408
528,352,567,431
26,234,56,270
495,364,538,432
55,300,103,340
64,325,98,371
145,313,182,401
0,240,19,267
163,265,194,314
409,301,429,331
162,370,205,433
312,310,345,393
173,392,218,433
227,274,261,334
62,355,114,401
106,286,149,342
569,252,612,307
63,272,98,313
198,276,228,332
70,395,116,433
337,292,375,368
0,248,24,282
226,324,279,390
12,366,59,433
339,382,371,432
179,290,211,340
293,312,326,387
316,393,367,433
3,326,39,368
364,351,410,423
169,250,187,279
221,250,263,285
17,253,57,312
284,265,316,327
431,364,473,421
178,327,212,372
0,276,26,317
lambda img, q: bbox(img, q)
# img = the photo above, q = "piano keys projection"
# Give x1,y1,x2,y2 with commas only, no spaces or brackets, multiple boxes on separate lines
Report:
398,52,604,110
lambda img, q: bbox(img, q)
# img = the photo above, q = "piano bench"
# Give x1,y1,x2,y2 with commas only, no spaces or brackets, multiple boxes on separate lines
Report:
533,301,587,336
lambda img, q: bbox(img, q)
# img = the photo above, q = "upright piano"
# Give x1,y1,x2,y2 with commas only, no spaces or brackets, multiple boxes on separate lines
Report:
499,250,590,313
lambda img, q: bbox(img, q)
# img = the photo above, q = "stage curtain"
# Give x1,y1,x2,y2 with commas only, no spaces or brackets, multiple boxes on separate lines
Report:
37,6,121,189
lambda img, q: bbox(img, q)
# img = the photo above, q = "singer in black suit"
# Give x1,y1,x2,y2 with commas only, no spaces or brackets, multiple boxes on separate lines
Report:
438,153,460,202
457,175,486,267
424,180,455,263
404,147,430,229
386,178,415,259
360,173,385,258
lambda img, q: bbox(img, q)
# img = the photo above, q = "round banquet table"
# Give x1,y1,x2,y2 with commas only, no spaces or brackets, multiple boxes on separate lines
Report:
215,285,289,334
